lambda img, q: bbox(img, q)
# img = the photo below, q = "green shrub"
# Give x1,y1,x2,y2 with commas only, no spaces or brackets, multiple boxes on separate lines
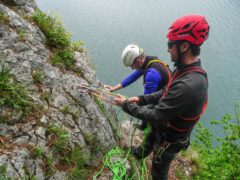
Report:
70,41,85,53
42,156,55,177
32,9,87,74
0,63,33,118
33,145,44,158
192,105,240,179
0,13,10,24
51,50,74,70
46,125,69,154
17,29,26,42
32,9,71,49
0,164,7,177
32,70,44,84
66,146,90,179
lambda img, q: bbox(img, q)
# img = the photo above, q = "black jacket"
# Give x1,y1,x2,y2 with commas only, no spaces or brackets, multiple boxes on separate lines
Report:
122,61,208,142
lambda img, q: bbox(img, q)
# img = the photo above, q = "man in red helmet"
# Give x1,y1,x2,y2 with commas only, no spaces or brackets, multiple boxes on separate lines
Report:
114,14,210,179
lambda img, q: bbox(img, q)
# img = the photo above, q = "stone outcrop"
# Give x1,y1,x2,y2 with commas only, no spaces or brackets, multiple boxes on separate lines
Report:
0,1,118,179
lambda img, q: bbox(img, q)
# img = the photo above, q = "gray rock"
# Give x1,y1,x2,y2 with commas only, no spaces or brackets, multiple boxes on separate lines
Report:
49,171,67,180
0,1,118,179
0,124,9,136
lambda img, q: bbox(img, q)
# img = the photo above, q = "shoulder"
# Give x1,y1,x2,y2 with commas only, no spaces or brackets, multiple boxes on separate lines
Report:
145,68,162,80
171,73,208,96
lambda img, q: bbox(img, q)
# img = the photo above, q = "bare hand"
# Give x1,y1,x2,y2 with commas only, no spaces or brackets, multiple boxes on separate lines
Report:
104,84,122,92
104,85,114,91
128,96,140,104
114,94,127,106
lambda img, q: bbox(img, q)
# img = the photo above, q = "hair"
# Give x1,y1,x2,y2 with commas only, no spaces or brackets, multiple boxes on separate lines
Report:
176,40,201,56
190,44,201,56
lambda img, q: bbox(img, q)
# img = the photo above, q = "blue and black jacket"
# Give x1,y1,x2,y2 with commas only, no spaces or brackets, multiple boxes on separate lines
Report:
121,56,171,95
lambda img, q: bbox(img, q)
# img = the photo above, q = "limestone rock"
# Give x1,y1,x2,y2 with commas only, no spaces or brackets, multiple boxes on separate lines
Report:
0,1,118,179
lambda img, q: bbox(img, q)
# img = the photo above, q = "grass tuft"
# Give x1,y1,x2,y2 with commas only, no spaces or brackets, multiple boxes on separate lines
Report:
0,63,33,120
32,9,71,49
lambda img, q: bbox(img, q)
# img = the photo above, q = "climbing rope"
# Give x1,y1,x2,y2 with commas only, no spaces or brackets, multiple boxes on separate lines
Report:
82,83,151,179
93,119,151,179
78,83,122,104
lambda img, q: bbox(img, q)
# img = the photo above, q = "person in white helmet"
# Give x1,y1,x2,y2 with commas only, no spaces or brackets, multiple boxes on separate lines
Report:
105,44,171,130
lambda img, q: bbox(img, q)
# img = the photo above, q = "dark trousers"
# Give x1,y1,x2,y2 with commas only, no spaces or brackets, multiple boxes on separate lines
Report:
132,130,189,180
151,147,176,180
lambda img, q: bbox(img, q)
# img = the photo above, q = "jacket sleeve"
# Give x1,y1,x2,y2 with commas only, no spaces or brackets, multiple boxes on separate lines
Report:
121,70,143,87
122,81,194,130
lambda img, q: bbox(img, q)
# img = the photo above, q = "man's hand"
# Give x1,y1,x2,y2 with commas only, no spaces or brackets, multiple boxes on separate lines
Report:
114,94,127,106
104,84,122,92
128,96,140,104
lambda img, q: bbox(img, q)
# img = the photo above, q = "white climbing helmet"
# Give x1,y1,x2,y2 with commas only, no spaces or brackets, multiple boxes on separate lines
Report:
121,44,144,67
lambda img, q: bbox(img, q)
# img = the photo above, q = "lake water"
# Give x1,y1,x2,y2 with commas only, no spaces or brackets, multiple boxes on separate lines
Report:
35,0,240,136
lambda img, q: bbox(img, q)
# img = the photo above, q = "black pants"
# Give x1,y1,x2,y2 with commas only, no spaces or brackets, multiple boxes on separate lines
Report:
132,130,189,180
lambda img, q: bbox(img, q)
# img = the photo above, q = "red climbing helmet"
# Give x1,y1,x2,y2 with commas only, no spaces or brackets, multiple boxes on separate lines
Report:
167,14,210,45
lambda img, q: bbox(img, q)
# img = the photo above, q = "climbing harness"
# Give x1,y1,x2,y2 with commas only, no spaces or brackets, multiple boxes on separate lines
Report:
145,59,172,82
143,59,172,90
154,141,171,164
162,66,208,132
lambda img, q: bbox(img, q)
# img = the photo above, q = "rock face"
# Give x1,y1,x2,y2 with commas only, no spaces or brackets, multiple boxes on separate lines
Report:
0,1,118,179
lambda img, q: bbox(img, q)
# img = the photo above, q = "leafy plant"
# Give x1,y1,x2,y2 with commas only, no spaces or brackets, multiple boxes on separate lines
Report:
51,50,74,70
60,105,78,120
84,133,103,154
17,29,26,42
33,145,44,158
46,125,69,154
66,146,91,179
70,41,85,53
0,13,10,24
0,63,33,119
40,91,51,104
191,105,240,179
42,156,55,178
32,9,71,49
0,164,7,177
32,70,44,84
